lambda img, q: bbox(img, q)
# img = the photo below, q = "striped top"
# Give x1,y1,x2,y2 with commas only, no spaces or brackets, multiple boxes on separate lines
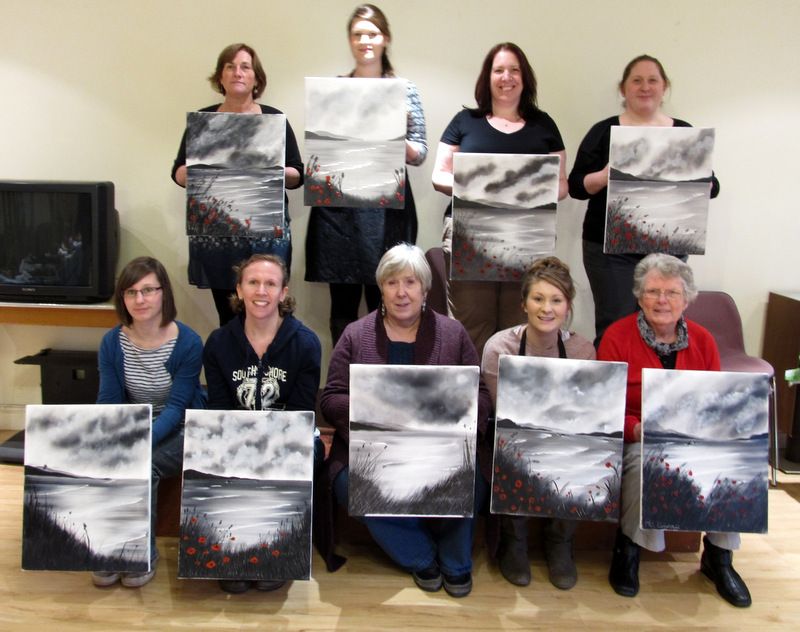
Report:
120,330,177,418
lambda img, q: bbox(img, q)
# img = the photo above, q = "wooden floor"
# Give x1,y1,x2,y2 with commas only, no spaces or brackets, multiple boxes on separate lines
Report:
2,462,800,630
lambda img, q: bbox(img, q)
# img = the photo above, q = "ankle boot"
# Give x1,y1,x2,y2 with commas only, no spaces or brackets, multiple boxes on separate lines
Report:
498,516,530,586
700,536,752,607
609,529,639,597
544,519,577,590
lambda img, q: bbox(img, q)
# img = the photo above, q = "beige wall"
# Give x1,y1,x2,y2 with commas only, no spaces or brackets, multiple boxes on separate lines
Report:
1,0,798,428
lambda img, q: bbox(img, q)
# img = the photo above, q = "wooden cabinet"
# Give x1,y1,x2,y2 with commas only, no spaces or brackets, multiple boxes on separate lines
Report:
0,301,117,328
761,292,800,436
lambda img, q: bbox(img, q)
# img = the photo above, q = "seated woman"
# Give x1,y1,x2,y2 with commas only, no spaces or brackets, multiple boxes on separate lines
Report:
203,253,322,594
320,243,491,598
481,257,595,590
94,257,206,588
598,253,751,607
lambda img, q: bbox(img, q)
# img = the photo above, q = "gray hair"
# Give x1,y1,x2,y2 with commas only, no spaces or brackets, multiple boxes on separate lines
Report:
632,253,698,302
375,243,432,293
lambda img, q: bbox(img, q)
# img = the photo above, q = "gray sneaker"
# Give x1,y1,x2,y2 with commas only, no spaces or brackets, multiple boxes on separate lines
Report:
91,571,121,587
121,566,156,588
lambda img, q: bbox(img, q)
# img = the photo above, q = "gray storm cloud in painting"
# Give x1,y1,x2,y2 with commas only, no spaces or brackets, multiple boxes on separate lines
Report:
451,153,560,282
23,404,151,572
349,364,479,517
491,356,626,521
641,369,769,534
604,126,715,255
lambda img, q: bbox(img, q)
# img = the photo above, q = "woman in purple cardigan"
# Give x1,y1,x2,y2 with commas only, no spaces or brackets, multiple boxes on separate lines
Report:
319,243,491,597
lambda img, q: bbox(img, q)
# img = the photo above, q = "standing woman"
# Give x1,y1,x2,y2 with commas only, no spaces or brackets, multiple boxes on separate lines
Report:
171,43,304,326
432,42,568,357
568,54,720,346
93,257,206,588
481,257,595,590
305,4,427,346
203,254,322,594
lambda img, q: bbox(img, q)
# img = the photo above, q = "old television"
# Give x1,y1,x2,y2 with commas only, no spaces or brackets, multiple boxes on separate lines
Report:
0,180,119,303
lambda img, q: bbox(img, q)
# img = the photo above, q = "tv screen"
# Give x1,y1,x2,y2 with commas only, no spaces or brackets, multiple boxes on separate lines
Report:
0,181,118,304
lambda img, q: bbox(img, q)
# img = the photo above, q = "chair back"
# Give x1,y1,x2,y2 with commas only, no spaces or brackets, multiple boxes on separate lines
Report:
684,290,745,356
424,247,448,315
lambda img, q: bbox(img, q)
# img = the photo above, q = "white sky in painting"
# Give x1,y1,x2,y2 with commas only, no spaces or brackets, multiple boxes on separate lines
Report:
496,356,627,435
642,369,770,440
183,409,314,481
186,111,285,167
609,126,715,181
350,364,479,433
24,404,151,479
305,77,406,141
453,153,560,209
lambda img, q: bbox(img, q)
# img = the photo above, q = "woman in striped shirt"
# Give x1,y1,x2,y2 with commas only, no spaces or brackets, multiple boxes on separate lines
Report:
94,256,206,588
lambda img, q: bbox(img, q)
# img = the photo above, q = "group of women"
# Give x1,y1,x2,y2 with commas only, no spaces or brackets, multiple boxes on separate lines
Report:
92,1,751,610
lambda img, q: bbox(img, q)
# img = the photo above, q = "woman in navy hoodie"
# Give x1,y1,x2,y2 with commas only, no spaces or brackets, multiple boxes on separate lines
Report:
203,253,322,594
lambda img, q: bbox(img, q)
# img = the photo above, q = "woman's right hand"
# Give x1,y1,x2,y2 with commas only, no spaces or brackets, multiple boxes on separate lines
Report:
582,163,609,196
431,141,458,196
174,164,187,188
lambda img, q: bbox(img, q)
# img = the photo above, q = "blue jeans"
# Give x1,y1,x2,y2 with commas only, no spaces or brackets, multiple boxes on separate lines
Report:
151,429,185,562
333,466,483,576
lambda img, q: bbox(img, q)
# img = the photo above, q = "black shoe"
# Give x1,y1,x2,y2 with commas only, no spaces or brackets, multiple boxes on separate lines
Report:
219,579,252,594
700,536,752,608
609,529,639,597
443,572,472,598
412,564,443,592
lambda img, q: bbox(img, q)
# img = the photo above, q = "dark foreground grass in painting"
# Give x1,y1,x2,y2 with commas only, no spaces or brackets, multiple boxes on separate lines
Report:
304,153,405,209
604,196,702,255
178,478,312,581
642,443,768,533
22,486,147,572
491,429,621,522
349,438,475,517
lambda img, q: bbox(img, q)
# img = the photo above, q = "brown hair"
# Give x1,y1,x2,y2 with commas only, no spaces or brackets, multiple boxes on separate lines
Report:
114,257,176,327
520,256,576,321
619,54,670,92
473,42,538,119
348,4,394,77
229,254,295,316
208,43,267,99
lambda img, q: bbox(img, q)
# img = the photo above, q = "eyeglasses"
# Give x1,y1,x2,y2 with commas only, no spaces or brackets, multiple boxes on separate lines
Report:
124,286,162,299
642,288,684,302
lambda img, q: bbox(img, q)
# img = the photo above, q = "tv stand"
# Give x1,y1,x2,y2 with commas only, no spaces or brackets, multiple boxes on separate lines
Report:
0,301,117,328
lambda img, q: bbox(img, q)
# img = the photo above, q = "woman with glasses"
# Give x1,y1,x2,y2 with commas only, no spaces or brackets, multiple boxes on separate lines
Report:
94,256,206,588
598,253,751,608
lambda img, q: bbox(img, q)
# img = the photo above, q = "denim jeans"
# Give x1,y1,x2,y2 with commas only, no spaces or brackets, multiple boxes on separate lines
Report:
333,466,482,576
151,429,185,562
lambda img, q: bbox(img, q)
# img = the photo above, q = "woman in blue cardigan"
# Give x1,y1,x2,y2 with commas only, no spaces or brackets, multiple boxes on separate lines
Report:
94,256,206,588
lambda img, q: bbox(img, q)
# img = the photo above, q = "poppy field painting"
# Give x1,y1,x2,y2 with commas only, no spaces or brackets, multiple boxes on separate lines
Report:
641,369,769,533
23,404,152,572
349,364,479,517
604,126,715,255
179,409,315,581
186,112,286,237
304,77,406,209
491,356,626,521
451,153,560,282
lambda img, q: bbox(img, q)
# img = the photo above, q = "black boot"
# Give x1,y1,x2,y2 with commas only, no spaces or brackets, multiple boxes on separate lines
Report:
498,516,531,586
609,529,639,597
544,519,578,590
700,536,752,607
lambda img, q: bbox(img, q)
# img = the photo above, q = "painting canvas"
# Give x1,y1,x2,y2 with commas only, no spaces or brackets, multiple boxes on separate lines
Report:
186,111,286,237
491,356,627,521
22,404,152,572
349,364,479,517
451,153,561,282
604,126,715,255
179,409,315,581
641,369,769,533
304,77,406,208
